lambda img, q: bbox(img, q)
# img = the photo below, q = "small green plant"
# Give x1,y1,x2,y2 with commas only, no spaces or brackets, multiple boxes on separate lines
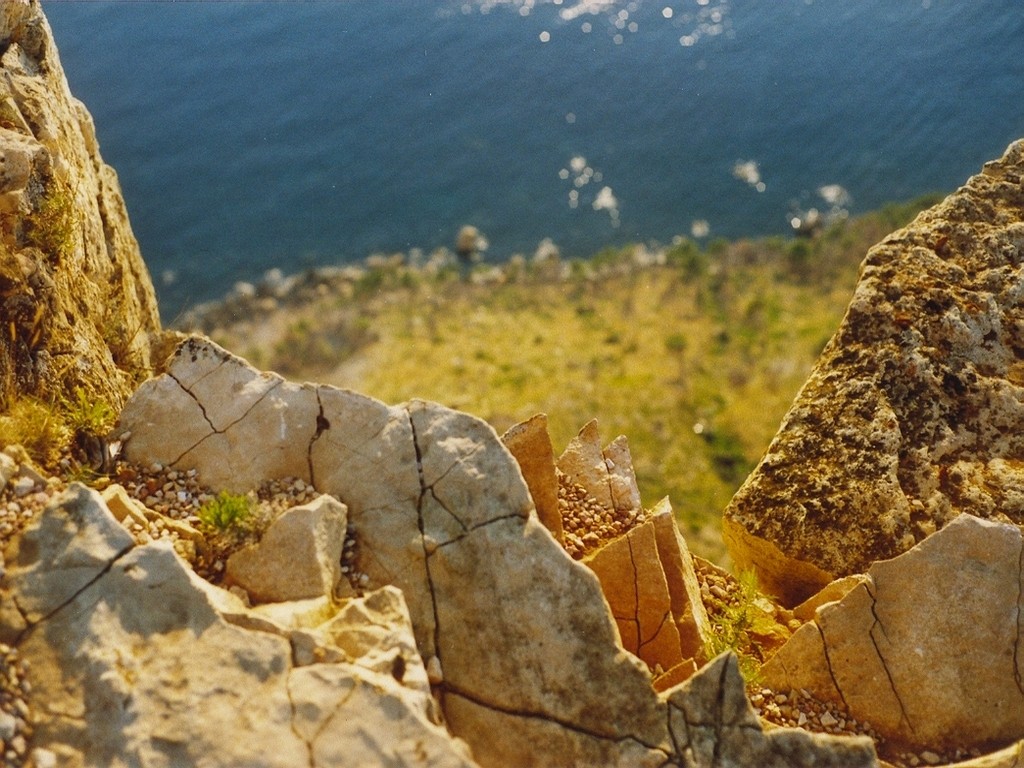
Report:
703,570,784,684
27,177,78,263
197,491,254,533
62,387,116,437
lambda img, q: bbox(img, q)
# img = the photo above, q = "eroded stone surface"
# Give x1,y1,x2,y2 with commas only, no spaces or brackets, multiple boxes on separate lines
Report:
762,514,1024,752
0,1,160,406
114,337,877,767
724,139,1024,604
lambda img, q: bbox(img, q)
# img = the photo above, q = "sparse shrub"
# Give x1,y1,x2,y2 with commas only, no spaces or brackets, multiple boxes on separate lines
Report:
666,238,707,280
702,570,782,683
0,396,70,467
664,333,688,355
27,177,78,263
62,387,116,438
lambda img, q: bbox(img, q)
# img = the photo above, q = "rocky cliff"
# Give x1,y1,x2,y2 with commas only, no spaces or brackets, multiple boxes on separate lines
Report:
0,0,161,411
2,2,1024,767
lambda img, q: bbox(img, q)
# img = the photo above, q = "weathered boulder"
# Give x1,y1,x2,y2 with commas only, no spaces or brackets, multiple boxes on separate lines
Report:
0,0,160,407
114,336,878,767
761,514,1024,753
225,494,347,603
724,139,1024,604
0,484,477,767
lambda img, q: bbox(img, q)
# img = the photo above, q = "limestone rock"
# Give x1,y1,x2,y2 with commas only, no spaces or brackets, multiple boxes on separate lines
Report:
1,483,478,767
724,139,1024,604
792,574,870,623
500,413,562,543
114,337,878,767
761,514,1024,752
584,503,712,676
649,500,712,661
226,494,347,603
0,0,160,408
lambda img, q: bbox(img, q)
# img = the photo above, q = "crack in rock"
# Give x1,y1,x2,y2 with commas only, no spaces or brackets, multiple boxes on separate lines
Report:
165,372,285,468
865,581,915,736
444,684,668,755
307,387,329,488
14,543,134,646
431,514,529,551
285,668,317,768
817,621,851,711
406,407,444,680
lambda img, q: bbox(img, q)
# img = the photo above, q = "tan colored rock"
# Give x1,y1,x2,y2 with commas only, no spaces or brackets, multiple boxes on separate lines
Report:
792,574,870,623
761,514,1024,752
226,495,347,603
118,337,320,490
604,434,642,513
557,418,616,510
0,0,160,408
500,413,562,542
116,337,878,767
100,483,149,528
585,519,685,673
724,139,1024,604
664,653,878,768
1,484,478,767
557,421,643,516
652,658,698,692
649,499,712,662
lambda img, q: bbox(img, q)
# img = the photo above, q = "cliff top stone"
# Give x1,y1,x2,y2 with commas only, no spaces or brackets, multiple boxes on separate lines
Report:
725,138,1024,604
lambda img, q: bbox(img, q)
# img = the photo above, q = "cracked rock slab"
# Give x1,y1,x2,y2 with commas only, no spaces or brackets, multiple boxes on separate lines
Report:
762,514,1024,752
115,337,880,767
0,484,477,767
724,139,1024,605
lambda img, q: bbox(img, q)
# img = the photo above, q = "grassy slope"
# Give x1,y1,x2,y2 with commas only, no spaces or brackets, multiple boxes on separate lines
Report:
212,197,939,563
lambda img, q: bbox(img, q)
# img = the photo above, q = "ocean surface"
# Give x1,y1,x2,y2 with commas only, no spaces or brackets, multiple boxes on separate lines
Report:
42,0,1024,320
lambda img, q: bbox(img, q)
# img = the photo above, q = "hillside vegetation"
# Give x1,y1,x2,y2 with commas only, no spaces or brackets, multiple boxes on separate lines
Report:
205,197,940,562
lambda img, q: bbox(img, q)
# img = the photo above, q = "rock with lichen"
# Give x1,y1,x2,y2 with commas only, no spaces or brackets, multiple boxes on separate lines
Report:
724,139,1024,606
0,0,161,410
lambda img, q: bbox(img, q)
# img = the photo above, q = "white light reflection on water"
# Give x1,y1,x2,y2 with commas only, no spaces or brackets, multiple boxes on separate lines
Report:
451,0,731,47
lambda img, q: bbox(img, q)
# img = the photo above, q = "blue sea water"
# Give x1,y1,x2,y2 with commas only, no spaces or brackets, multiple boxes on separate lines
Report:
42,0,1024,320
